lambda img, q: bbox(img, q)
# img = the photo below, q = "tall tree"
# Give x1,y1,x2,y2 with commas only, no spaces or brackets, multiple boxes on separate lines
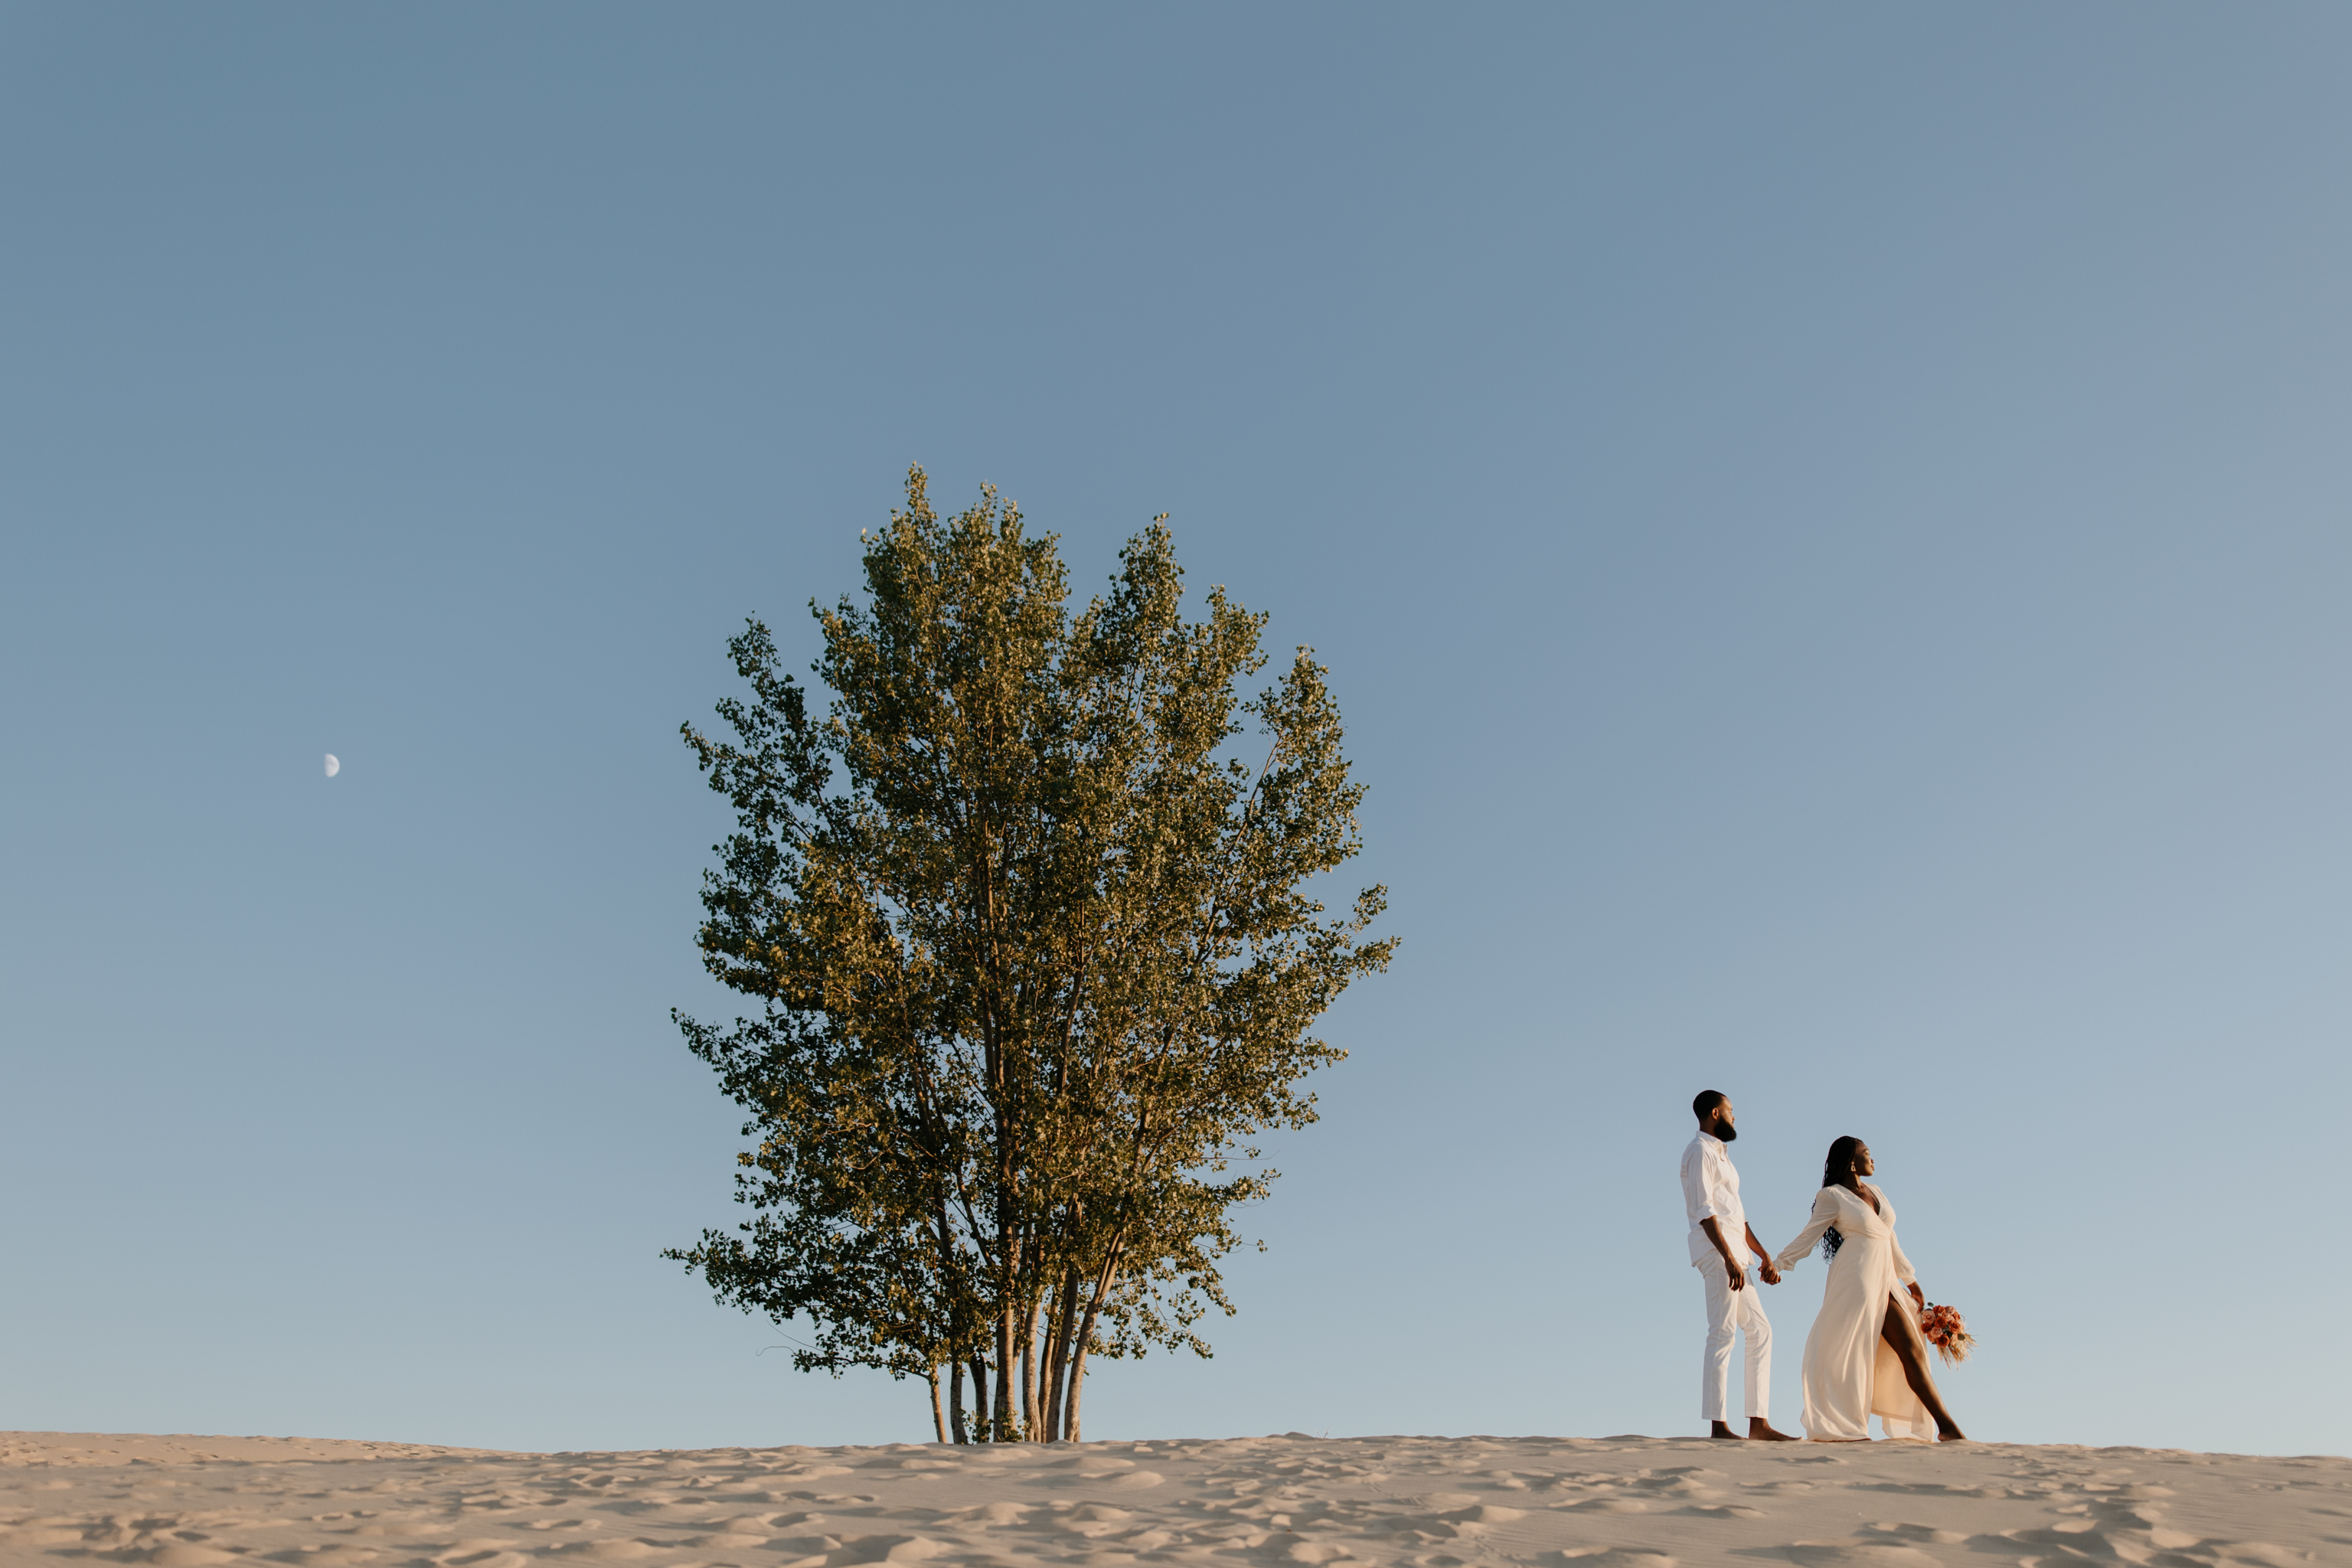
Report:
668,469,1392,1439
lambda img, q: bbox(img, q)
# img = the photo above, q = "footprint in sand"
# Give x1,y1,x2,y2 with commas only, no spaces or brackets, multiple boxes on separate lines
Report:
1779,1544,1939,1566
3,1524,92,1546
427,1538,531,1565
1861,1523,1965,1544
546,1539,668,1560
1059,1504,1135,1537
681,1531,775,1553
835,1534,949,1562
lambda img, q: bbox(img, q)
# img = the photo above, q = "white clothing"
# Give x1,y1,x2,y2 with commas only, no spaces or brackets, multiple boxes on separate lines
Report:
1680,1132,1753,1268
1772,1183,1936,1441
1682,1130,1769,1423
1697,1252,1772,1423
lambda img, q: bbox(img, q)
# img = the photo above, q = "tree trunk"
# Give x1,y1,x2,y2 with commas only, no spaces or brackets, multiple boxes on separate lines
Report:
1038,1305,1064,1443
1062,1258,1120,1445
934,1195,967,1443
1063,1334,1093,1444
1043,1266,1082,1441
927,1364,946,1443
995,1300,1016,1439
1019,1297,1040,1440
1015,1312,1030,1440
969,1353,992,1442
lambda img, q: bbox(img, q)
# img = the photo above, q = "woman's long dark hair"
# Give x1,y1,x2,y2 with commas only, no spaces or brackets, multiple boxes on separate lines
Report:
1820,1135,1864,1259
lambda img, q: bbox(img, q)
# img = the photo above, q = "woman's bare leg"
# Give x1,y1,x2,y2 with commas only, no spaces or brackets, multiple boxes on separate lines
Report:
1881,1295,1966,1440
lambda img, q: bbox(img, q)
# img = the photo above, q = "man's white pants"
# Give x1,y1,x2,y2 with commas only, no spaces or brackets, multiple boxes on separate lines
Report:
1697,1255,1772,1424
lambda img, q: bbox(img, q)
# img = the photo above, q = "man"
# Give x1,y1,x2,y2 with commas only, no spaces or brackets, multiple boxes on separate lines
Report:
1681,1090,1796,1441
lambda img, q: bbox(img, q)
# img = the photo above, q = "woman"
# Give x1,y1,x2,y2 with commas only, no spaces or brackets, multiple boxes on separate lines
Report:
1772,1137,1966,1442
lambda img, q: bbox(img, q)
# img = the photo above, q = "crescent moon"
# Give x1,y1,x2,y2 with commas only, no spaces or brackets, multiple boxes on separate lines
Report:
324,753,341,778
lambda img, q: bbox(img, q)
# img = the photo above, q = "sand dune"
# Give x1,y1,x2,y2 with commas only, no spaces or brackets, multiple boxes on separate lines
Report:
2,1429,2344,1566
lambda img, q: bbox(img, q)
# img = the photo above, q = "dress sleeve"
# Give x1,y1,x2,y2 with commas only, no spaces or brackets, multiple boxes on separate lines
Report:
1886,1210,1919,1288
1773,1188,1838,1273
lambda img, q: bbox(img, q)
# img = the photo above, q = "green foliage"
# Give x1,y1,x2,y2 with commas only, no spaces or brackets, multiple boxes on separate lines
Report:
665,467,1393,1441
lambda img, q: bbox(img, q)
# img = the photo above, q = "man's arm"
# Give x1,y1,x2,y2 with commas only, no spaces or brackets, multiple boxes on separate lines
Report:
1700,1216,1747,1290
1745,1223,1782,1285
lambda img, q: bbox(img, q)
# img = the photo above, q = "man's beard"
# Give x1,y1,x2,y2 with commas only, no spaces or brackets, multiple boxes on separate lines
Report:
1717,1123,1737,1142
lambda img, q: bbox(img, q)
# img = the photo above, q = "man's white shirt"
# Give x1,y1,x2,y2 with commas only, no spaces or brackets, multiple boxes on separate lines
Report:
1681,1130,1753,1269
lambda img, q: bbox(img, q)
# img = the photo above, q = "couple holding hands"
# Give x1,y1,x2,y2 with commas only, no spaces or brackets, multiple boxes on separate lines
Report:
1681,1089,1968,1443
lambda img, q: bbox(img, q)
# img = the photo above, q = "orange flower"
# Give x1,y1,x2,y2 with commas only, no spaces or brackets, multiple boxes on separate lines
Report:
1918,1303,1974,1365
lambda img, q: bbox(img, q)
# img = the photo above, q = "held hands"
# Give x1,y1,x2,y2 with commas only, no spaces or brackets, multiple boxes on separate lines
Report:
1759,1260,1782,1285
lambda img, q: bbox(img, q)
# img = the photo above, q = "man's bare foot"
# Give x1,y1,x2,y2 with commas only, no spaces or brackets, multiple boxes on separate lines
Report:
1936,1426,1968,1442
1709,1421,1742,1439
1747,1419,1799,1441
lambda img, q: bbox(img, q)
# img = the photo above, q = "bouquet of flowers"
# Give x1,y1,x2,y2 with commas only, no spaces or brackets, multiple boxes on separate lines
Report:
1916,1302,1975,1366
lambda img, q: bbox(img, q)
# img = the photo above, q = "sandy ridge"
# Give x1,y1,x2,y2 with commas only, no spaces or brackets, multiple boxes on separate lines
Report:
0,1430,2344,1567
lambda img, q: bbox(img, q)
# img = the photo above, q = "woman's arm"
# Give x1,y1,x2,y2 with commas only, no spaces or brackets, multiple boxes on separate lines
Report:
1772,1189,1838,1273
1884,1202,1919,1289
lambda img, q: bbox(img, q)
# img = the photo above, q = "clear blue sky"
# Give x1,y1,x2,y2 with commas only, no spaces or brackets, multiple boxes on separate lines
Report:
4,5,2347,1457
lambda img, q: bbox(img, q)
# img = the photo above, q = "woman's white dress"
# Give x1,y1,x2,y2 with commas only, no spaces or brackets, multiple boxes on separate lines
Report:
1772,1183,1938,1441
